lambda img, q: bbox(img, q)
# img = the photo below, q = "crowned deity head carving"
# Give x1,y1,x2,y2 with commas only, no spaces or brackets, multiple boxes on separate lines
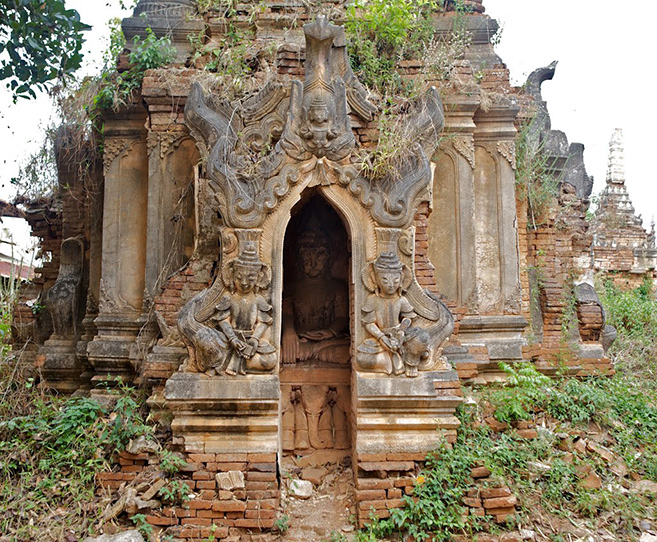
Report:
300,96,338,158
224,241,271,295
366,252,413,297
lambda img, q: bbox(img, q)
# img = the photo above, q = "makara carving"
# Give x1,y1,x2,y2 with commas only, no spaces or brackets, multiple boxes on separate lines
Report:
179,238,277,375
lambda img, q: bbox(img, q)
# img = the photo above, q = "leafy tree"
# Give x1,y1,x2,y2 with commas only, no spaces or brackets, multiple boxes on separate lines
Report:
0,0,90,100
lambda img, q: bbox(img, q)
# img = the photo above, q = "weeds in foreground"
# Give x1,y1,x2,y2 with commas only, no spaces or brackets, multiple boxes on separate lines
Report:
358,358,657,541
0,375,153,540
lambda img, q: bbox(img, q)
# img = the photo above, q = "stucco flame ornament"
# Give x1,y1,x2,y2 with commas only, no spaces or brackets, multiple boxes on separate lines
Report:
185,17,445,229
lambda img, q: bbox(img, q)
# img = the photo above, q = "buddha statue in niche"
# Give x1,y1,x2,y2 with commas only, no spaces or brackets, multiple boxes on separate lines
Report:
281,215,350,365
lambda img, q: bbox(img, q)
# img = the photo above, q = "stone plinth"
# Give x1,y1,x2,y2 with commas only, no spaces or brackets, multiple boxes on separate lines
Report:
87,314,144,384
457,315,527,381
39,339,85,393
354,370,462,455
165,372,280,454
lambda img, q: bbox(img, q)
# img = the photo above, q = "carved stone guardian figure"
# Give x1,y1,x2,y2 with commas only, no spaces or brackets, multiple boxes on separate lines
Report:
40,237,86,392
179,241,276,376
48,238,84,338
357,252,430,377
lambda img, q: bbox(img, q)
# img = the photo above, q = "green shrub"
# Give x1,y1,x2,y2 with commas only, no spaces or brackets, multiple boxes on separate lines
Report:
94,26,176,111
345,0,470,96
515,121,559,229
601,278,657,338
0,382,153,538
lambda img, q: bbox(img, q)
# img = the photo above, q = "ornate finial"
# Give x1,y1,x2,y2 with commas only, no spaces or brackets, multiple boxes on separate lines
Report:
235,241,261,267
606,128,626,186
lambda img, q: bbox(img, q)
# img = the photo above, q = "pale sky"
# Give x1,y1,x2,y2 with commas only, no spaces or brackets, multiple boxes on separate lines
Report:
0,1,132,260
0,0,654,232
486,0,656,228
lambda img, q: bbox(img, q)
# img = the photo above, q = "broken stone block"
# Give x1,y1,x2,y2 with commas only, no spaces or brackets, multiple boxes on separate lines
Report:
126,435,159,455
470,466,492,478
528,461,552,476
82,530,145,542
578,471,602,490
586,441,615,463
289,479,313,499
634,480,657,494
140,478,166,501
216,470,245,490
301,466,327,485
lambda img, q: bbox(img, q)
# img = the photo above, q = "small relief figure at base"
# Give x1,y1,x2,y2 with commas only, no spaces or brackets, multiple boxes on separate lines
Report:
206,241,277,376
281,384,350,453
357,252,430,377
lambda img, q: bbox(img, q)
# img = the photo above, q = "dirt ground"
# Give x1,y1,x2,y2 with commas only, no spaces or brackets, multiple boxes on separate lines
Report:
277,458,357,542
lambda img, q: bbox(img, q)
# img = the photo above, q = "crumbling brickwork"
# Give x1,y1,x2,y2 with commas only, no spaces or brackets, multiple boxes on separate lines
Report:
98,450,278,540
13,0,650,538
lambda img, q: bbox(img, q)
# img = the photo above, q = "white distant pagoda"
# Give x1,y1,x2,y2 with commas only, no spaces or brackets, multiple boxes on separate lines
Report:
591,129,656,284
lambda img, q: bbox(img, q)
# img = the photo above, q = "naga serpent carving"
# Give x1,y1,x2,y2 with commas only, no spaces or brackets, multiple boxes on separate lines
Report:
179,17,453,378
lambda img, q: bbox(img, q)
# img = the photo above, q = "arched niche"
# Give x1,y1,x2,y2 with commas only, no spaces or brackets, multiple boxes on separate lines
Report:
260,178,378,368
279,192,353,462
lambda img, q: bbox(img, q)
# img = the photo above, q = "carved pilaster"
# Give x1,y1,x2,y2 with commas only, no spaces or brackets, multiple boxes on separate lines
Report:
76,161,104,385
429,94,479,305
143,131,195,300
472,103,522,314
87,103,149,390
453,136,475,170
452,103,528,378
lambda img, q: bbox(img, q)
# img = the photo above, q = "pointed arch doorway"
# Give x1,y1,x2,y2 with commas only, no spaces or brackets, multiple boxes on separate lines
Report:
279,193,353,465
